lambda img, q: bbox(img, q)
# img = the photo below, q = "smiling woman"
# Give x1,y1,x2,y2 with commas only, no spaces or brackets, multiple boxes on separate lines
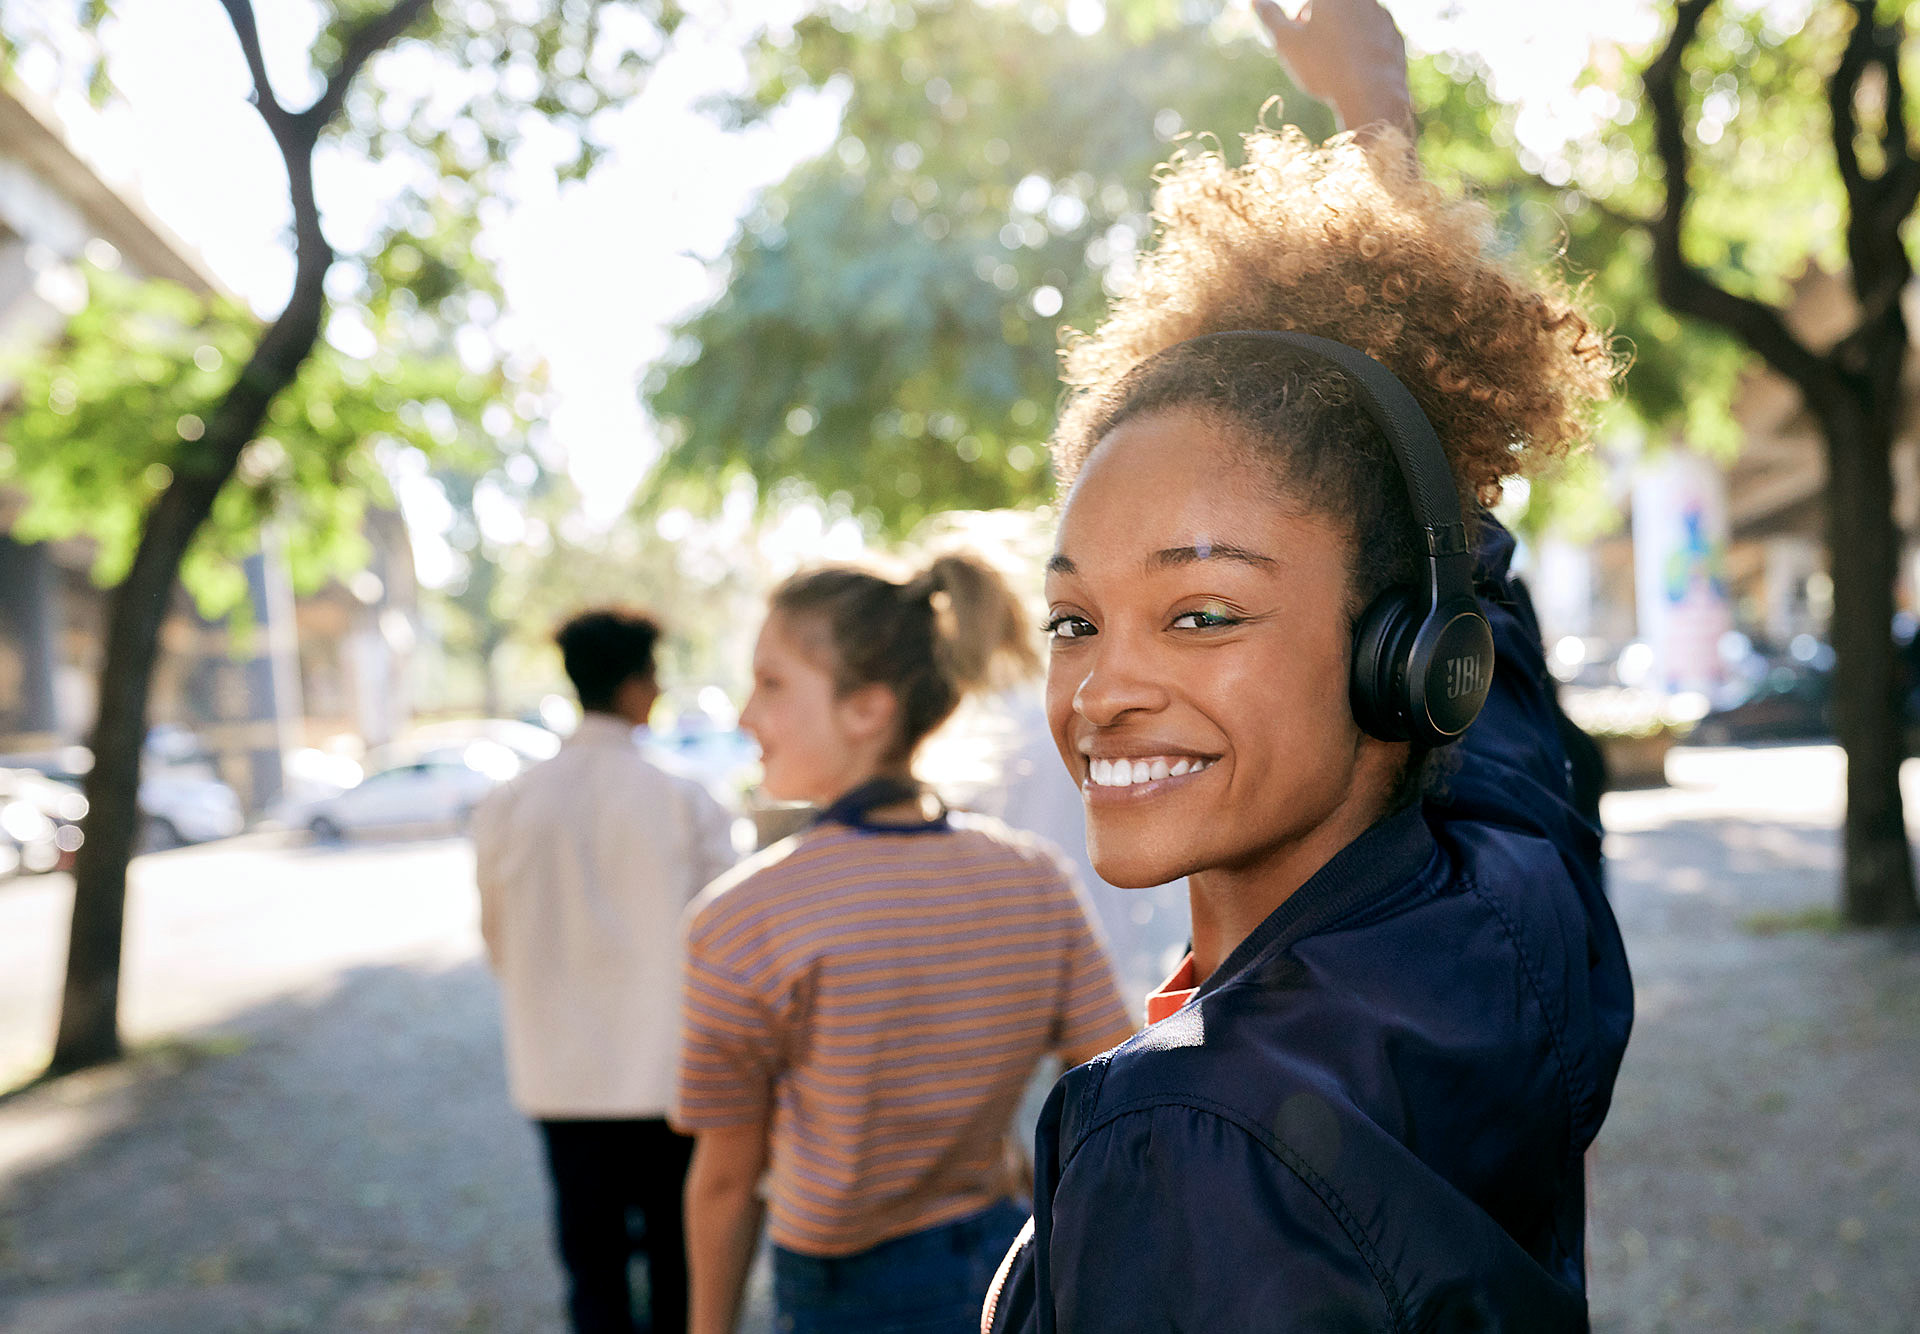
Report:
984,2,1633,1332
1044,413,1367,920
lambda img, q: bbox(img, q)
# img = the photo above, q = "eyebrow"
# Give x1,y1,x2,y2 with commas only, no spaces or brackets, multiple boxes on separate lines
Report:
1045,543,1278,577
1148,543,1276,570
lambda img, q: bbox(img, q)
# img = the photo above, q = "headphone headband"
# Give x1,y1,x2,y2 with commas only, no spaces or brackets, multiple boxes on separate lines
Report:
1166,330,1471,607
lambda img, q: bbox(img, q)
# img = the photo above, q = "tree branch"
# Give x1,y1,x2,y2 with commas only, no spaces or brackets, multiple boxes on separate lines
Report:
1829,1,1872,216
303,0,436,134
216,0,292,142
1645,0,1829,395
1572,188,1654,233
1870,10,1920,241
1826,1,1916,351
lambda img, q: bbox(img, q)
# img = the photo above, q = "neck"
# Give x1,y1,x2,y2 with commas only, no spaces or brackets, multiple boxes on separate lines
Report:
1184,792,1390,983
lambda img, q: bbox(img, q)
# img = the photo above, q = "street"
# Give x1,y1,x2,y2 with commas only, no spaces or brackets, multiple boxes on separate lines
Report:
0,746,1916,1331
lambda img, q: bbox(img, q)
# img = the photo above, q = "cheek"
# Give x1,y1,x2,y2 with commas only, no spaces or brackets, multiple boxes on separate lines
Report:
1216,627,1355,757
1044,656,1078,756
1251,640,1356,763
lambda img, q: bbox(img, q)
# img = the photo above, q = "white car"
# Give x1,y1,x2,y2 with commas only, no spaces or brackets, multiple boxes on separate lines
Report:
303,742,519,841
140,769,246,848
4,745,244,852
379,719,561,770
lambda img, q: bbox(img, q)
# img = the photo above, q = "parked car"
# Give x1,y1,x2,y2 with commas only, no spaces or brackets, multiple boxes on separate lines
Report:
377,719,561,771
0,768,88,875
3,738,244,853
139,768,246,849
1690,660,1833,746
302,742,519,842
1,788,62,877
264,748,367,829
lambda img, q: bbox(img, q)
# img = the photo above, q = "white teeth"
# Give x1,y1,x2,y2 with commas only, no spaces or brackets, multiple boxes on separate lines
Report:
1086,756,1213,788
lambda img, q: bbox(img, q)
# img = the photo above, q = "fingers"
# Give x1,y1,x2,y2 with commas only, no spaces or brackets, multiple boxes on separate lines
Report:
1253,0,1306,40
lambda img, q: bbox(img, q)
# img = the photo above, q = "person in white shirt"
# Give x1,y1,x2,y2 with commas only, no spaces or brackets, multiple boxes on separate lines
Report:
474,608,738,1334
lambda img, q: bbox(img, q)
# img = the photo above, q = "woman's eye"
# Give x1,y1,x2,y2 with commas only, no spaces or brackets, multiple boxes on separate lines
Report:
1171,608,1239,630
1043,615,1096,641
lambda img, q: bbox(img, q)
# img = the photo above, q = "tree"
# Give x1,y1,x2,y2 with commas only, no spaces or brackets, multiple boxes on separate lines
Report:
1,0,683,1073
644,0,1333,535
1475,0,1919,926
1639,0,1919,926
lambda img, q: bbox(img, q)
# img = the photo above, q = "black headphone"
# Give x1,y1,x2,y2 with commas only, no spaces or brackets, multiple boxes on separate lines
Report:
1168,330,1496,747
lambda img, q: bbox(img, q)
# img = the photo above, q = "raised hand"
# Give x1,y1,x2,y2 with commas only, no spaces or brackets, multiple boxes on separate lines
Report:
1254,0,1415,142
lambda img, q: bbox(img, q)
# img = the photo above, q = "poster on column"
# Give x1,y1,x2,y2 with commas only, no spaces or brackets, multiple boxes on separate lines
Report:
1632,449,1732,696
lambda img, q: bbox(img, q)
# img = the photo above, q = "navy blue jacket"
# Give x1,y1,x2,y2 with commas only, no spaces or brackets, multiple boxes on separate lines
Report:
986,522,1633,1332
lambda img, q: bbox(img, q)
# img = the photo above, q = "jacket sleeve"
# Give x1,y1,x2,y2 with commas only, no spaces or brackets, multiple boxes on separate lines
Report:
1445,518,1599,875
1447,517,1632,1154
1038,1106,1395,1333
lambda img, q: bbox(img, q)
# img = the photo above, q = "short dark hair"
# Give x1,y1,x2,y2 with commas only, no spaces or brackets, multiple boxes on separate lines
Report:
555,608,662,712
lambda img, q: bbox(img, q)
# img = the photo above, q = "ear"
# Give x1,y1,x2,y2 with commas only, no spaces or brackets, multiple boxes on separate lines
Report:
836,681,899,745
614,675,661,726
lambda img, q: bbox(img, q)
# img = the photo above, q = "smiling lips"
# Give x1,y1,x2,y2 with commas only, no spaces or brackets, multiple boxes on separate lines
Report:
1085,755,1216,789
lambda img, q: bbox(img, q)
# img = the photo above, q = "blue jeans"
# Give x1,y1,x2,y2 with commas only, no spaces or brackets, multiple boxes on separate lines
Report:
771,1199,1028,1334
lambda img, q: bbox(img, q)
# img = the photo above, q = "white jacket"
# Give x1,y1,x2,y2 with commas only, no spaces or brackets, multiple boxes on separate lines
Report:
473,714,738,1117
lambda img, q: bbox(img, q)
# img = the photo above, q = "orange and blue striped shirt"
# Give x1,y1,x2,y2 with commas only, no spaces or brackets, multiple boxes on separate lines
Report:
674,812,1133,1257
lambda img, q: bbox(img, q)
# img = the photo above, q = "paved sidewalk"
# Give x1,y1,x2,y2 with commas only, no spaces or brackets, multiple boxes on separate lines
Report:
1587,747,1920,1332
0,746,1913,1331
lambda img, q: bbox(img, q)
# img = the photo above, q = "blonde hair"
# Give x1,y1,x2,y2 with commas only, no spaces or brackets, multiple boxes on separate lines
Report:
1053,126,1614,525
770,550,1039,761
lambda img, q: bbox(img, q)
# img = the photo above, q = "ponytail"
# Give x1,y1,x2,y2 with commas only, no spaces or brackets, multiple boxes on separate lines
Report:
770,550,1039,762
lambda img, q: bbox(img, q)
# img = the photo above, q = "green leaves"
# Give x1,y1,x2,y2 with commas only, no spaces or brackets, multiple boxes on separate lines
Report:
0,262,506,619
645,0,1327,535
0,0,687,629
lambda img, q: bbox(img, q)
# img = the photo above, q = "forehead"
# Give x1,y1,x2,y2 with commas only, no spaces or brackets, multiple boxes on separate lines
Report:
1052,408,1327,566
755,609,839,674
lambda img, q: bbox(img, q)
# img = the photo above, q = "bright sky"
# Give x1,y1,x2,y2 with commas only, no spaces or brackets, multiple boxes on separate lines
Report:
16,0,1660,549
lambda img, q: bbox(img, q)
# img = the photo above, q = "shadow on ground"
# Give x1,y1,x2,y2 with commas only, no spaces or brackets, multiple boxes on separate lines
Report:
1590,812,1920,1333
0,960,564,1333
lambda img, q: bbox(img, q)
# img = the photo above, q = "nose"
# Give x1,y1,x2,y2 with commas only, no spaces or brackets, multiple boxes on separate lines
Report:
1065,636,1170,728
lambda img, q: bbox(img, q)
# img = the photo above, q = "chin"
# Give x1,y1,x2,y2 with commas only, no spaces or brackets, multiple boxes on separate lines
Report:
1086,827,1195,890
756,765,802,805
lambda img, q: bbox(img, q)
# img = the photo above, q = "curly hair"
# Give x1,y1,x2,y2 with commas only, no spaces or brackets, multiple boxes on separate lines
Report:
1052,125,1615,612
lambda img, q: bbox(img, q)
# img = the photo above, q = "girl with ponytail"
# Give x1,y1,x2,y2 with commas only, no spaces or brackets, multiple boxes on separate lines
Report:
673,550,1133,1334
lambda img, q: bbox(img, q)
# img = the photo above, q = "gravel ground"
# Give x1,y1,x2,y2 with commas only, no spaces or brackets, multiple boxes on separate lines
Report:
0,745,1913,1331
1588,748,1920,1333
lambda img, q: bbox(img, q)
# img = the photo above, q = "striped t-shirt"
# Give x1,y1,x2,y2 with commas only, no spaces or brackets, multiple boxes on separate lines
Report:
674,812,1134,1257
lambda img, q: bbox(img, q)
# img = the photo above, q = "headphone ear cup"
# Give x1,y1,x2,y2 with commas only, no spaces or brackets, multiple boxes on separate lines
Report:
1405,596,1496,746
1349,588,1421,742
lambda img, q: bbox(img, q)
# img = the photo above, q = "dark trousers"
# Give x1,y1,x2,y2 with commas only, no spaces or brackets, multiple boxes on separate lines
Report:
537,1117,695,1334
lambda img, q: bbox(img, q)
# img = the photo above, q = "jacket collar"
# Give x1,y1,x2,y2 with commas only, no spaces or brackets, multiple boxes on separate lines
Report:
1194,802,1438,1003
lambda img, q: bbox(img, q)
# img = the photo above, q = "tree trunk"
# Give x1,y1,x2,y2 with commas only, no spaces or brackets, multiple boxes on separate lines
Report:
49,235,330,1075
50,479,233,1070
1820,394,1920,926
